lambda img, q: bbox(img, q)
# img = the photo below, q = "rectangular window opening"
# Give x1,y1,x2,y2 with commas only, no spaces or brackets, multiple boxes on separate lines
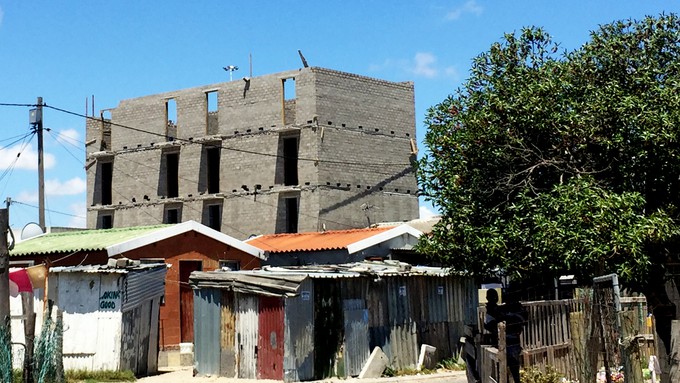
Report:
101,214,113,229
206,91,218,135
283,78,296,101
101,162,113,205
166,152,179,198
207,147,220,194
166,98,177,141
283,136,299,186
207,204,221,231
219,260,240,271
166,208,180,224
285,197,298,233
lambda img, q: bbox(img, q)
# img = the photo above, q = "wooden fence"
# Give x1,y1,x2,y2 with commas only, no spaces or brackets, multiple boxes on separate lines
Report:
476,296,654,382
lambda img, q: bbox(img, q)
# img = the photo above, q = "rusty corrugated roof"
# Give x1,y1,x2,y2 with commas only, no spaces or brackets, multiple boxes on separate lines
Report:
246,227,393,254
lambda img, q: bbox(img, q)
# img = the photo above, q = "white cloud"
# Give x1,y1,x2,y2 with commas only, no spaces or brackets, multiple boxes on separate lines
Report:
46,177,86,196
15,177,86,203
0,143,56,170
444,66,461,79
67,202,87,228
446,0,483,21
412,52,438,78
54,128,81,145
370,53,460,82
419,205,438,219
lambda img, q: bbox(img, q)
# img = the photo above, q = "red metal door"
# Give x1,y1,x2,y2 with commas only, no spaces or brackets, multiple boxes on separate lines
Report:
179,260,202,343
257,296,284,380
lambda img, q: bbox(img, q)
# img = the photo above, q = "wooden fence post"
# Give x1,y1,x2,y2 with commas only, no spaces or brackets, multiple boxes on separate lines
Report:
620,311,642,383
498,322,507,383
669,320,680,383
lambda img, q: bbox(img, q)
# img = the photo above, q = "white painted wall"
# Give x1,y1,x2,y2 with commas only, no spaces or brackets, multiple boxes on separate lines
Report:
50,272,124,371
10,290,45,368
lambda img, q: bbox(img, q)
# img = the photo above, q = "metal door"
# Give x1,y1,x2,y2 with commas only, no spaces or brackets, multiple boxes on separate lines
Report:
257,296,284,380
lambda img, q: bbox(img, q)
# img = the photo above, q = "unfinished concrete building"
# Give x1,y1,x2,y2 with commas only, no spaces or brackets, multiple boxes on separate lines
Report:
85,67,419,238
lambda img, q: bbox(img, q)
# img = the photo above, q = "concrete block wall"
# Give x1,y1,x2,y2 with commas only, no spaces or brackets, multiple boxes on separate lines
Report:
311,67,416,138
87,67,418,234
317,127,416,190
318,188,418,230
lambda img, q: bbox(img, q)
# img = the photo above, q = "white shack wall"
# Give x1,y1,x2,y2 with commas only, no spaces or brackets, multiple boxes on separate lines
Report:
10,290,45,368
49,272,124,371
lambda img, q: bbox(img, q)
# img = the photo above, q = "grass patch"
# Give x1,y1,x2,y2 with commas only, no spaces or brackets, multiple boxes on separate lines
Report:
13,369,136,382
520,366,565,383
382,355,466,377
436,356,466,371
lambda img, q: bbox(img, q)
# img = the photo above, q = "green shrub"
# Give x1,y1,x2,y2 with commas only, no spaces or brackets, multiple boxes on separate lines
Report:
520,366,565,383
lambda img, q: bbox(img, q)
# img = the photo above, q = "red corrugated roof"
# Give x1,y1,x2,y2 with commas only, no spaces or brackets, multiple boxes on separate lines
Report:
246,227,393,253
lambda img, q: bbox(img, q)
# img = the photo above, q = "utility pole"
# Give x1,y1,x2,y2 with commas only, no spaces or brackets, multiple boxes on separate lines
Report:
30,97,45,231
0,208,9,325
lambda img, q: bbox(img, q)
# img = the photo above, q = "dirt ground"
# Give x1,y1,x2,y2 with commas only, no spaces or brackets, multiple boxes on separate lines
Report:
136,367,467,383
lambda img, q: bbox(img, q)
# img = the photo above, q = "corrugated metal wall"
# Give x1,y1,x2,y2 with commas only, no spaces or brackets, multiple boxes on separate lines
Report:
236,295,258,379
313,279,342,379
193,288,221,376
120,298,159,376
220,291,237,377
284,278,314,382
343,299,370,377
257,296,285,380
192,273,476,381
122,267,167,311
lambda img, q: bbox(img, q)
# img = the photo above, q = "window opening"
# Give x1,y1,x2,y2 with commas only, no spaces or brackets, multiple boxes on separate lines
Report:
206,91,218,135
101,214,113,229
206,147,220,193
166,208,180,224
283,136,299,186
282,78,297,125
101,162,113,205
166,152,179,198
166,98,177,141
219,260,240,271
283,78,296,101
285,197,299,233
206,204,221,231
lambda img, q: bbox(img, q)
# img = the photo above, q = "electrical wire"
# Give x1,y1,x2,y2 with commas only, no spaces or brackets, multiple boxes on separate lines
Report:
11,200,84,219
0,132,36,197
43,103,414,168
0,102,39,107
108,153,365,231
46,129,85,166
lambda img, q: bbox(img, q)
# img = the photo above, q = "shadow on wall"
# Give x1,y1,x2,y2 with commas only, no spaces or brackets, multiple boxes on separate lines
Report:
319,164,416,226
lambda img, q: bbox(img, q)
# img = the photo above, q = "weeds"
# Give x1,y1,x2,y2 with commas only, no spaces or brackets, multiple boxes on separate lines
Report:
13,369,136,382
520,366,565,383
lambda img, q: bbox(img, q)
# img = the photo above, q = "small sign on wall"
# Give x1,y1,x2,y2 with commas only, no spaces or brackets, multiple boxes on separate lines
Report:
399,286,407,297
99,290,121,310
301,291,310,301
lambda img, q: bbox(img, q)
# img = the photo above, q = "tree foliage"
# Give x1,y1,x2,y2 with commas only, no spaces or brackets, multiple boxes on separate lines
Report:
417,14,680,288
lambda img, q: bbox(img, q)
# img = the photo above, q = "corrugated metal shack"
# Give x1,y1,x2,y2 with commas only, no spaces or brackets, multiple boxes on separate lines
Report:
48,261,167,376
190,261,477,381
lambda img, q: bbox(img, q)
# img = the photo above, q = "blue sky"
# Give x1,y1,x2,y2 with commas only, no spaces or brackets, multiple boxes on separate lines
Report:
0,1,677,231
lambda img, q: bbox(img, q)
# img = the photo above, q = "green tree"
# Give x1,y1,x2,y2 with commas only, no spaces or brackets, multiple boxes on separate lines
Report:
418,16,680,296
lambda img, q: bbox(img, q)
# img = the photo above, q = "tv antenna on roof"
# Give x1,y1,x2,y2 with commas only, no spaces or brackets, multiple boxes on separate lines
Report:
223,65,239,81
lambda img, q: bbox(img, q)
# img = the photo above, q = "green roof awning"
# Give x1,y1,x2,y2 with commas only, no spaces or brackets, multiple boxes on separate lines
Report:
10,225,170,257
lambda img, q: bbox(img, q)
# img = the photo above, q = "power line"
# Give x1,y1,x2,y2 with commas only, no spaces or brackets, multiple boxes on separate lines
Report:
10,201,84,219
0,132,36,193
109,153,370,230
46,130,84,167
43,103,414,168
0,103,39,108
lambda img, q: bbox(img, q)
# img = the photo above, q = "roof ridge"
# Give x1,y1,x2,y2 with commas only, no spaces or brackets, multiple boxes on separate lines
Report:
254,226,390,238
